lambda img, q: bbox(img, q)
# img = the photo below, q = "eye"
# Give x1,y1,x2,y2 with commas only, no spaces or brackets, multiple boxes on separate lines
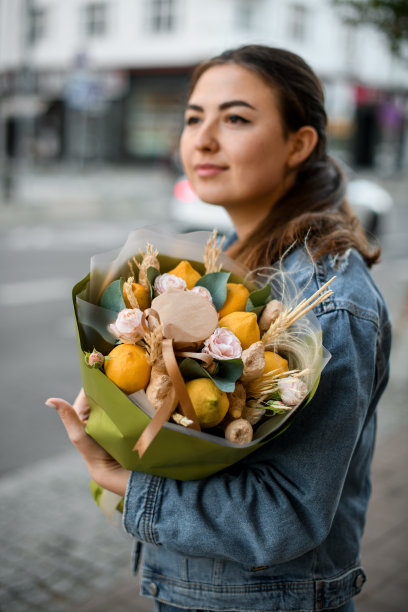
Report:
185,115,201,126
226,114,250,125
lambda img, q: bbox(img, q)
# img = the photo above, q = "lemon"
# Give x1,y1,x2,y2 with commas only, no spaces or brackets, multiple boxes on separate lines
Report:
263,351,289,376
218,283,250,318
123,282,151,311
105,344,151,394
168,260,202,290
218,311,260,349
186,378,229,428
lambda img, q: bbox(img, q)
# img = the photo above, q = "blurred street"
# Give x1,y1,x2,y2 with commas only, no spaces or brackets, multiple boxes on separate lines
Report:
0,163,407,611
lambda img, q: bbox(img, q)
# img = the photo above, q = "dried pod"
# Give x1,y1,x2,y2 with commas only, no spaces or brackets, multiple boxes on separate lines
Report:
172,413,194,428
259,299,285,334
240,341,265,383
242,405,265,425
224,418,253,444
227,382,246,419
145,366,177,413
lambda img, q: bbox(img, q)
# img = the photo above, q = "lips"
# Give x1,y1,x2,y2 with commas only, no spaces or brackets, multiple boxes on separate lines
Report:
195,164,228,177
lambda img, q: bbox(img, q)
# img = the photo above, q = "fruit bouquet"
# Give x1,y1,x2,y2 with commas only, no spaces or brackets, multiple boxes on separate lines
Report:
73,228,333,484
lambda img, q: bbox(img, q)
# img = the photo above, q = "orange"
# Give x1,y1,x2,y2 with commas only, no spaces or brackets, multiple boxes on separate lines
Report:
218,311,260,349
105,344,151,394
263,351,289,376
123,282,151,311
168,260,202,290
218,283,250,318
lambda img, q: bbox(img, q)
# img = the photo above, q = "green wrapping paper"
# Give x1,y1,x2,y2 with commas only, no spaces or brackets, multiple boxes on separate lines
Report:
72,229,330,481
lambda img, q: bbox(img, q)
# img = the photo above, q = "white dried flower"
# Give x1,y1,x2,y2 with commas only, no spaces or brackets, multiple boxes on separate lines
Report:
277,376,308,406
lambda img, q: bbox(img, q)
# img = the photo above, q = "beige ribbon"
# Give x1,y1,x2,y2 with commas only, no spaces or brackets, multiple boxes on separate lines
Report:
133,338,201,458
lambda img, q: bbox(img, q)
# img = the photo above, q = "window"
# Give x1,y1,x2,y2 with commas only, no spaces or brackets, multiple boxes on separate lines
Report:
288,3,308,42
28,4,47,45
84,2,107,38
146,0,177,33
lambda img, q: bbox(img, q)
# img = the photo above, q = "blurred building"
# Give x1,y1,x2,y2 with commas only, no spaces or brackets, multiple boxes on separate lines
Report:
0,0,407,169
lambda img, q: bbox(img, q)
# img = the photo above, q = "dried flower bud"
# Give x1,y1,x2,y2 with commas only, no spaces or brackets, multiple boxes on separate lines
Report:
109,308,145,344
259,299,285,334
240,341,265,382
277,376,308,406
85,349,105,369
154,273,187,295
202,327,242,360
189,285,213,304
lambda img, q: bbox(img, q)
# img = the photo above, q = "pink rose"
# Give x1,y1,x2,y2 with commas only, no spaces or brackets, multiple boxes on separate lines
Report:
109,308,145,344
154,273,187,295
202,327,242,360
277,377,308,406
189,286,213,304
87,349,104,367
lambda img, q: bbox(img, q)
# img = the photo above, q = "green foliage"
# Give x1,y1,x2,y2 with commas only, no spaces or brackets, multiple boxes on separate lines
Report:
179,357,243,393
100,279,126,312
332,0,408,58
195,271,230,310
246,283,271,317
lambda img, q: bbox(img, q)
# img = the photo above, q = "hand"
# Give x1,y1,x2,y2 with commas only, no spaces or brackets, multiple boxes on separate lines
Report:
46,396,130,497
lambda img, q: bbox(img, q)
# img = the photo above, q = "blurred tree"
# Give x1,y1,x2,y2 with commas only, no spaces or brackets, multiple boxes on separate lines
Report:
332,0,408,60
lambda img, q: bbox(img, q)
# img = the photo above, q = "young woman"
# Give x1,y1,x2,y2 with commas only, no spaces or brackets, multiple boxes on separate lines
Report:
47,46,391,612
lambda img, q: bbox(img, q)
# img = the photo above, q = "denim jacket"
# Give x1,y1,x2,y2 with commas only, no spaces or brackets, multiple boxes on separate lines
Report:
122,246,391,611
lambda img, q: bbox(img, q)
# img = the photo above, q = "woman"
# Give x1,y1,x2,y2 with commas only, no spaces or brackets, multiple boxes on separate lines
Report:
47,46,391,612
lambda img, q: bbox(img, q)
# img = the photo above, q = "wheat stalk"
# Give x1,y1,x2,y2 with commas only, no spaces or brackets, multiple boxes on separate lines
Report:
262,276,336,346
204,229,225,274
144,324,163,366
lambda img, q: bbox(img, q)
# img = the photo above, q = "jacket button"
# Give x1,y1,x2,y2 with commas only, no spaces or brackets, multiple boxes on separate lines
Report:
148,582,158,596
354,574,364,588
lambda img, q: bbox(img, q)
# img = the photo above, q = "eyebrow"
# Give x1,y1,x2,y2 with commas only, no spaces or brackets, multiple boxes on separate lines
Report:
186,100,256,112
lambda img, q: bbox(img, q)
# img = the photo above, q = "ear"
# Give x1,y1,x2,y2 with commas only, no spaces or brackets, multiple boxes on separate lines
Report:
287,126,318,169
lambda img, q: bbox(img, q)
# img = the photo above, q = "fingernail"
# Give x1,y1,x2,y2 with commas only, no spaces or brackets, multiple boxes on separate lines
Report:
45,400,57,409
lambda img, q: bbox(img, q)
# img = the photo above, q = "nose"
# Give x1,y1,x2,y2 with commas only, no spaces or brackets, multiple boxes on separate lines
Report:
195,120,219,152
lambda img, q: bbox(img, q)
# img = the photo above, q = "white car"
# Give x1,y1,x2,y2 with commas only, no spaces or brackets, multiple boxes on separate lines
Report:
170,174,393,238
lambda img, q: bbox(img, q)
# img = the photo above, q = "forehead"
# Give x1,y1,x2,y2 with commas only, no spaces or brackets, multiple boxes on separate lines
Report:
189,64,278,108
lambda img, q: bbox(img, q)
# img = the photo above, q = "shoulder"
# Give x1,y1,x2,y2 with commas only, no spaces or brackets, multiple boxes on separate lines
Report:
280,246,390,331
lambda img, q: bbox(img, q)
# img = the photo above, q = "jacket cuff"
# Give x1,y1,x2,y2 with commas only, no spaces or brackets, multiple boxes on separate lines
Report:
122,471,163,545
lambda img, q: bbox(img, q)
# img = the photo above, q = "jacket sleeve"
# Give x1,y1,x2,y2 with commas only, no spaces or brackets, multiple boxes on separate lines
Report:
122,308,389,567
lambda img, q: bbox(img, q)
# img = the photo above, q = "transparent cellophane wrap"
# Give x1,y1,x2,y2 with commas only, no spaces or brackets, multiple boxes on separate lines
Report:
73,228,330,481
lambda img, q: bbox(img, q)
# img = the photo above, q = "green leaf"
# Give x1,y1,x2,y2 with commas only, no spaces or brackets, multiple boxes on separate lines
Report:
246,283,271,312
146,266,160,299
100,279,126,312
195,271,230,310
179,357,243,393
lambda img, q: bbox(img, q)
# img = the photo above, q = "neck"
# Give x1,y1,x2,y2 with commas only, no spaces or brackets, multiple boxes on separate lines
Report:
225,174,296,242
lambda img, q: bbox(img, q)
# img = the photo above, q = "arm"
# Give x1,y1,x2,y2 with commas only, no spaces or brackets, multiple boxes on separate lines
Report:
122,309,386,566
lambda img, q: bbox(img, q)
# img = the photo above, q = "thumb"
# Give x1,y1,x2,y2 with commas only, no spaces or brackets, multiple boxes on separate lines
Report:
46,397,87,446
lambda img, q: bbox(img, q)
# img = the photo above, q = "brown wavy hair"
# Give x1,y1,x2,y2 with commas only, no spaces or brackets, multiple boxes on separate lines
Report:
188,45,380,269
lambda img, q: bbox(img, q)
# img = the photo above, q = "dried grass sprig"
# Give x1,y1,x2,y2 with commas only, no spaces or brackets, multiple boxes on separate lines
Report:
246,368,309,402
123,276,139,309
144,324,163,366
204,230,225,274
134,243,160,289
262,276,336,346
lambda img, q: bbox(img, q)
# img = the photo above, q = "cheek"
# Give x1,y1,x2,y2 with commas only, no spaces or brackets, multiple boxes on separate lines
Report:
179,132,191,171
231,135,286,184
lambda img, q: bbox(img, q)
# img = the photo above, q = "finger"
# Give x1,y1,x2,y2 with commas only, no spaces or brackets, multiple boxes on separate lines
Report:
73,388,90,423
46,397,111,463
46,397,87,444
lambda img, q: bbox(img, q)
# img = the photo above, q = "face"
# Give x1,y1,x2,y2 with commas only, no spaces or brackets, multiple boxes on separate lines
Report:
180,64,298,216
